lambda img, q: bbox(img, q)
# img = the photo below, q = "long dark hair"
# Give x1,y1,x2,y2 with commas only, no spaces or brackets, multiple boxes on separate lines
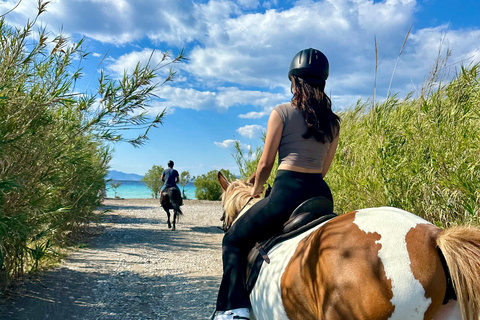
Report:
290,76,340,143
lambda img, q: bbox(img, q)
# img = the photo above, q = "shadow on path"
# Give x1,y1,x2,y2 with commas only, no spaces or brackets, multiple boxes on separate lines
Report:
0,200,223,320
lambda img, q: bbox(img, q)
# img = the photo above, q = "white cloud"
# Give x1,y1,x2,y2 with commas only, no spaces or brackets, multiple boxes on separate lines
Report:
105,48,181,79
236,0,260,9
354,0,416,33
237,124,265,139
214,139,251,151
214,139,237,148
184,0,418,93
238,110,271,119
147,85,287,113
3,0,480,110
0,0,39,25
3,0,231,45
331,94,371,111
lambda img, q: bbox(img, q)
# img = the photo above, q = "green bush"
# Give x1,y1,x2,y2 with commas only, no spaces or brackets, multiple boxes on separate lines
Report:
195,170,236,200
0,2,185,287
142,165,165,199
179,171,194,199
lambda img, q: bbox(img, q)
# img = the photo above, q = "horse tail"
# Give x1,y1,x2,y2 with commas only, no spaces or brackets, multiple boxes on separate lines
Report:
172,188,183,215
436,226,480,320
173,203,183,215
171,190,183,216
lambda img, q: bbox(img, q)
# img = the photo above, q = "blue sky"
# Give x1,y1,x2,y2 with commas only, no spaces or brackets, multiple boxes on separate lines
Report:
2,0,480,177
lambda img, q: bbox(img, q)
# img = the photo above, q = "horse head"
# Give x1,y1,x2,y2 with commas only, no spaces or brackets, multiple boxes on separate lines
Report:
218,171,257,231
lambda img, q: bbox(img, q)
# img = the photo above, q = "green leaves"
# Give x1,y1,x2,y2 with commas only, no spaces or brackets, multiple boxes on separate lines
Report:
0,0,185,286
194,170,236,201
328,64,480,227
142,165,165,199
89,50,185,147
179,171,194,200
27,239,56,272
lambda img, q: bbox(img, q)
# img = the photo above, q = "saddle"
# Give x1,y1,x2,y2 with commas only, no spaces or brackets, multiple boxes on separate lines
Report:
245,196,337,294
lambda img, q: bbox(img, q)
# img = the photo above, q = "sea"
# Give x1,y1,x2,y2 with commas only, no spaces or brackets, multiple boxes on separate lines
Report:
106,180,197,199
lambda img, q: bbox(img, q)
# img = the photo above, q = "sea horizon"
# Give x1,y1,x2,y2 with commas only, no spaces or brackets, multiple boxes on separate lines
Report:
106,180,197,199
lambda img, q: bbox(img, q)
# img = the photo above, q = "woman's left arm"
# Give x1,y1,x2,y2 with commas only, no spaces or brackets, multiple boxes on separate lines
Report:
251,110,283,197
322,132,339,178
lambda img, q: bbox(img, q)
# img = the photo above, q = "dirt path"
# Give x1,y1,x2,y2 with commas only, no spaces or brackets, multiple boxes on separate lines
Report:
0,199,225,320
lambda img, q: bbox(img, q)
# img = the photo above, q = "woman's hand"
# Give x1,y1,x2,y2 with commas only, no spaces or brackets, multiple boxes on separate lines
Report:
250,184,264,198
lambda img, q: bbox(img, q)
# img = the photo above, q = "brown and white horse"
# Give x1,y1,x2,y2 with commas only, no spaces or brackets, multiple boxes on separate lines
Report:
217,172,480,320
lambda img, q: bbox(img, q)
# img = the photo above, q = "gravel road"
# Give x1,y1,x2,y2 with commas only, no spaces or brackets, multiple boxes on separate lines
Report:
0,198,225,320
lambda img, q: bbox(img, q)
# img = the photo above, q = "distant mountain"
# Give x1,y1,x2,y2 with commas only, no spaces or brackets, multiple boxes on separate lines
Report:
107,170,143,181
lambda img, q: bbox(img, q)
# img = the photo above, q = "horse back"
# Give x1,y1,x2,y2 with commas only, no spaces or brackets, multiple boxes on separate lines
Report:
161,187,183,209
266,207,448,320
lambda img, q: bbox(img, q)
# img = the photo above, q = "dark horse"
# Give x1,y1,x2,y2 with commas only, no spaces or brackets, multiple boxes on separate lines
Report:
160,187,183,230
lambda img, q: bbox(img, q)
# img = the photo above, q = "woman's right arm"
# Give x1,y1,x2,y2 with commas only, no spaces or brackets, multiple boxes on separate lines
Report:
251,110,283,197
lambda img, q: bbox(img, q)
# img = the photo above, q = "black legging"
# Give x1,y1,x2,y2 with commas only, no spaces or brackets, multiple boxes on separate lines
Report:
215,169,333,311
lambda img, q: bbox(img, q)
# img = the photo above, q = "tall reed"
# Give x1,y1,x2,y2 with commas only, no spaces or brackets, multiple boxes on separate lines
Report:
232,62,479,227
328,64,480,226
0,1,185,290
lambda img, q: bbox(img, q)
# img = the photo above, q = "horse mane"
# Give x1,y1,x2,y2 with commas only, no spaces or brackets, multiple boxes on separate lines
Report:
221,179,254,225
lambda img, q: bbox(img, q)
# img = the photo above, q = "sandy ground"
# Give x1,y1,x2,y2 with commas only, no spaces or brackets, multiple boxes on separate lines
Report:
0,198,225,320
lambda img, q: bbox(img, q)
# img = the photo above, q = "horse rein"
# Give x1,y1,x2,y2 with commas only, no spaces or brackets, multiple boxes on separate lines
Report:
219,197,254,233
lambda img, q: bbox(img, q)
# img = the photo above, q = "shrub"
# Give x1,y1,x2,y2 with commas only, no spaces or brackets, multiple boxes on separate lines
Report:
142,165,165,199
328,64,480,226
195,170,236,200
179,171,194,199
0,2,185,287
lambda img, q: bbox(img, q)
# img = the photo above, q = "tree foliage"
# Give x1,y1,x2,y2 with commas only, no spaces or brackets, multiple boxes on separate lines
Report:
194,169,236,201
0,2,185,288
109,181,122,198
179,171,194,199
142,165,165,199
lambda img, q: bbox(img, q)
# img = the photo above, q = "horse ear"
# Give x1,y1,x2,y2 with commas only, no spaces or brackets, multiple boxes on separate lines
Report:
247,172,256,185
218,171,230,191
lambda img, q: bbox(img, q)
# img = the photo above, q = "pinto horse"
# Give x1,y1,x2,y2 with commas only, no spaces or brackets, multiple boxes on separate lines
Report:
160,187,183,230
217,171,480,320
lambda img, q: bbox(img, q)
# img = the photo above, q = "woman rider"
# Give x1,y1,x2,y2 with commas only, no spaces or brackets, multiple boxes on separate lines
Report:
212,48,341,320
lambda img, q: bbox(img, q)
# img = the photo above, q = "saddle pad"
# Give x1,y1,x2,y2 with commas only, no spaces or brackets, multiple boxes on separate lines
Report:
245,213,337,294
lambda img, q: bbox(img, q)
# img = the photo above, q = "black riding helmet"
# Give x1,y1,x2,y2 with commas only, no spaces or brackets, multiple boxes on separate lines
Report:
288,48,329,83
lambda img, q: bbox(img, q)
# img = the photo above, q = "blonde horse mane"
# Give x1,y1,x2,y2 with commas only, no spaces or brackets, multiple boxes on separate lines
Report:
221,179,258,228
437,226,480,320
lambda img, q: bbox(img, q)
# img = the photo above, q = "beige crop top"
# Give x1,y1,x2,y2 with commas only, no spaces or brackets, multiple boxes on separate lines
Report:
274,102,331,170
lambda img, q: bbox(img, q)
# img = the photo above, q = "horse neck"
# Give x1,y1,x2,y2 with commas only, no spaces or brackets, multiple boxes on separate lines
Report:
233,198,260,223
230,194,261,226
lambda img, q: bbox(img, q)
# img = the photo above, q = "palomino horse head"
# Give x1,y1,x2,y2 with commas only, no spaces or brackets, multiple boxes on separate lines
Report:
218,171,257,231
